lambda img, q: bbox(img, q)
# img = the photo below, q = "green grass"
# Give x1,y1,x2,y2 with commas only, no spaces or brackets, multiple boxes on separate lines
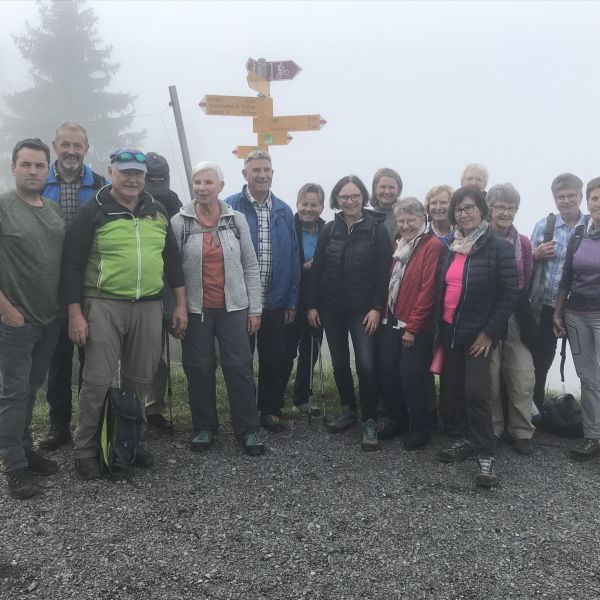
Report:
31,363,342,435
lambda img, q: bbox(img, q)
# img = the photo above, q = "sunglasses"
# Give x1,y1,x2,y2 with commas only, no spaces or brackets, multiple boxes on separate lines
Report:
110,151,147,163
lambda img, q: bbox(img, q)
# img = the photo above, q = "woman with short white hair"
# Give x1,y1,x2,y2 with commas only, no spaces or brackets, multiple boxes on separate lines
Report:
171,161,264,456
487,183,537,455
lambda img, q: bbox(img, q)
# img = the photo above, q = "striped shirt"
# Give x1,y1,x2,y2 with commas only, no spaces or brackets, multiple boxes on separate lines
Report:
246,187,273,307
530,210,586,307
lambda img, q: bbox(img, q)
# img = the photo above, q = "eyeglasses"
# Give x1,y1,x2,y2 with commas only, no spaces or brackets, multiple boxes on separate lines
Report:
555,192,579,203
492,205,517,215
454,203,476,216
396,217,419,226
110,151,147,163
338,194,362,204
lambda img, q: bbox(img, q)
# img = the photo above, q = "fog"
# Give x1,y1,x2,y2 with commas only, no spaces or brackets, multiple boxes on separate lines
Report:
2,0,599,392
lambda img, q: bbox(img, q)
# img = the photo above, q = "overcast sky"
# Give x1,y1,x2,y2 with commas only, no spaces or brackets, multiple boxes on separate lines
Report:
2,0,598,391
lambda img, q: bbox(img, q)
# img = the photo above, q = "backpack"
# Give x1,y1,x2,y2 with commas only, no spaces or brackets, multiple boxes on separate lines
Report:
181,214,241,246
539,337,583,439
99,387,144,473
528,212,556,325
92,171,106,191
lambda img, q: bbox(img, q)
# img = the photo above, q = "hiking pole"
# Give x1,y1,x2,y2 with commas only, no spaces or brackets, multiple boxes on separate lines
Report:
307,332,316,425
165,323,174,427
317,336,327,425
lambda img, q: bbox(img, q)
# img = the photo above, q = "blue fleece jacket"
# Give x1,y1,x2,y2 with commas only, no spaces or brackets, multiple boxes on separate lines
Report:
226,186,300,311
42,163,108,206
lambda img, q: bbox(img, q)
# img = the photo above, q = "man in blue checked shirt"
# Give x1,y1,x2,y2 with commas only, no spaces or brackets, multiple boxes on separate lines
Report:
530,173,586,409
38,121,108,452
226,150,301,433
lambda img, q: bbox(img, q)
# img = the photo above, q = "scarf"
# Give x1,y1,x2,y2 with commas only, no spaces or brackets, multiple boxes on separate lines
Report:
450,220,488,255
505,224,524,288
587,217,600,239
387,224,427,317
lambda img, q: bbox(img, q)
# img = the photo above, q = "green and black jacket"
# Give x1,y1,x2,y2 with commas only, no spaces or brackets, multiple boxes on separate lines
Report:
62,186,184,304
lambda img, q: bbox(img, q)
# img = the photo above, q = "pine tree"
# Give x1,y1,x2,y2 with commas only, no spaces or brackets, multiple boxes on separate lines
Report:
0,0,144,176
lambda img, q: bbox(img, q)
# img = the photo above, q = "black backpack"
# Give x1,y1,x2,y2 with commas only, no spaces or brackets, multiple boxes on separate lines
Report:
99,387,143,473
539,338,583,439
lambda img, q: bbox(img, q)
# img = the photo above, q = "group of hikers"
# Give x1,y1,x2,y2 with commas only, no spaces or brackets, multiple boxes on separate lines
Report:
1,120,599,500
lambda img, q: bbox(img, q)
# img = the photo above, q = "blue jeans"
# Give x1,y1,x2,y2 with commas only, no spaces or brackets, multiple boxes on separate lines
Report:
320,308,378,421
378,319,433,436
0,319,62,472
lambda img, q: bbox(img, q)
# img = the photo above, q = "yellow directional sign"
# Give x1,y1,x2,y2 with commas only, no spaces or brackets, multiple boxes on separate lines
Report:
199,95,273,117
253,115,326,134
257,131,293,146
232,145,269,160
246,71,270,97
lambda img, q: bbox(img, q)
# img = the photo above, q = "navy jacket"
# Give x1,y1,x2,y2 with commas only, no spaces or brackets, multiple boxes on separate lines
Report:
43,163,108,207
226,186,300,311
307,211,392,315
435,227,519,347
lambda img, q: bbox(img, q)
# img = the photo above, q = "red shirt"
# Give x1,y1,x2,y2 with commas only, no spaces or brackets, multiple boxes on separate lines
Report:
197,211,225,309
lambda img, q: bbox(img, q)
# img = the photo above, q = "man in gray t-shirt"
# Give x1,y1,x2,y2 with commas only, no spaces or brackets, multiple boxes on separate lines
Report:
0,138,65,500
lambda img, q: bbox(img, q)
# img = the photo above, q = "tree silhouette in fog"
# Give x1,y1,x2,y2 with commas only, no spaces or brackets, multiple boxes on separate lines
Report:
0,0,144,174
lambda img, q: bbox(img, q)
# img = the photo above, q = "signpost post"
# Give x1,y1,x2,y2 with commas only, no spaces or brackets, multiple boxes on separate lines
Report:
202,57,325,159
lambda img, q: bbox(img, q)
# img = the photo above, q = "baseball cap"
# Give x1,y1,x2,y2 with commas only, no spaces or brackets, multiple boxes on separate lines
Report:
109,148,147,173
144,152,170,195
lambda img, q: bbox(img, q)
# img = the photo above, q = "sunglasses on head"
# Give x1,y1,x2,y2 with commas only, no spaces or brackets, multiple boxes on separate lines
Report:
110,151,146,163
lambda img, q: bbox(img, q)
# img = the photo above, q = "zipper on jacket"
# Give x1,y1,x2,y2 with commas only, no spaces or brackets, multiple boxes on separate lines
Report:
450,255,471,349
133,216,142,299
97,260,104,291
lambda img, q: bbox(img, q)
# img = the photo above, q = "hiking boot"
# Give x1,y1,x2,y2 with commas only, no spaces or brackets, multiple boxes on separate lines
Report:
191,430,214,452
403,431,430,451
570,438,600,461
438,439,477,463
260,414,285,433
475,456,499,488
147,414,174,433
242,431,265,456
133,447,154,468
295,403,321,417
325,407,357,433
5,468,38,499
76,457,101,481
361,419,378,451
377,417,400,440
26,451,59,475
38,426,71,451
514,438,534,456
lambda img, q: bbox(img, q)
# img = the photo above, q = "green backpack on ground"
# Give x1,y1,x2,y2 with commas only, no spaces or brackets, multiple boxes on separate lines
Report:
99,387,144,473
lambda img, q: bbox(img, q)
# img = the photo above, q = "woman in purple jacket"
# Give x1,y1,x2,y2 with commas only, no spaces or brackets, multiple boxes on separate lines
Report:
554,177,600,461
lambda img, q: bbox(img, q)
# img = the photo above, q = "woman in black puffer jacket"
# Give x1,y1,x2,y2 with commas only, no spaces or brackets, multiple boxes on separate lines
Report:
307,175,392,451
435,187,518,488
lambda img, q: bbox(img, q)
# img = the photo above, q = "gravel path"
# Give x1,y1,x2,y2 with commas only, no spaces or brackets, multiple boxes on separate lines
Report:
1,420,599,600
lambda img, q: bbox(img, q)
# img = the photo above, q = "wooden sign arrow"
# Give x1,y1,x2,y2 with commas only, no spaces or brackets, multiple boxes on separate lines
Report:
257,132,293,146
246,71,270,97
232,145,268,160
199,95,273,117
253,115,327,134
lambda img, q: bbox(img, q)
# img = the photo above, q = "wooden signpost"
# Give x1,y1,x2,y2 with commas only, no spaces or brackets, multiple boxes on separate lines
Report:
201,57,325,159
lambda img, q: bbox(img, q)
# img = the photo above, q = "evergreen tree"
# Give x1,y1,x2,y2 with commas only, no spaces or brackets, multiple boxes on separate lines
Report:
0,0,144,176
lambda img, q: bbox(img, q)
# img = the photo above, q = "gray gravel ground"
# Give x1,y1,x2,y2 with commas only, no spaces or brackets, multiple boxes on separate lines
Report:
2,419,600,600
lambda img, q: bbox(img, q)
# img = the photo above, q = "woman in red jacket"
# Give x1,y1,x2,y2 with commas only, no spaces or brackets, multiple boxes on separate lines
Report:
378,198,444,450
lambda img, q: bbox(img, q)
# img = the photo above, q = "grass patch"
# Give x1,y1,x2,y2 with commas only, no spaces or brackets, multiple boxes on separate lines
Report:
32,363,342,435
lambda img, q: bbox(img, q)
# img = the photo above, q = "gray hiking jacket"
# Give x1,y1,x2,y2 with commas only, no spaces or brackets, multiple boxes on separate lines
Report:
171,200,262,316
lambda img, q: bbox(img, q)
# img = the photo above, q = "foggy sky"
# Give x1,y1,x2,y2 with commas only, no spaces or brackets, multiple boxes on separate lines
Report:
2,0,599,391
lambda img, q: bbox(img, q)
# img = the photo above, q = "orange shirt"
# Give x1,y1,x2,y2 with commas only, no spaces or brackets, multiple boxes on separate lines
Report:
197,209,225,309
